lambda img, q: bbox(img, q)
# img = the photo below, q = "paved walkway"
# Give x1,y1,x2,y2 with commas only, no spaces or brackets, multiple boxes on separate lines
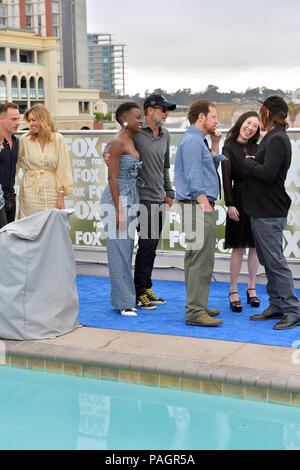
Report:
42,326,299,374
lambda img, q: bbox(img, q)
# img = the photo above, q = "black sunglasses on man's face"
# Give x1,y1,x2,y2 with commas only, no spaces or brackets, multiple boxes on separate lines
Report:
152,106,168,113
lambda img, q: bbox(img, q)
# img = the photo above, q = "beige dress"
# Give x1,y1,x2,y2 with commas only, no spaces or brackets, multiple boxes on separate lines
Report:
17,132,73,219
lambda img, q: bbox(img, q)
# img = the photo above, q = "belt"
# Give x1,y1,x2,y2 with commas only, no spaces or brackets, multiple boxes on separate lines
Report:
25,169,56,193
4,193,16,200
179,199,215,208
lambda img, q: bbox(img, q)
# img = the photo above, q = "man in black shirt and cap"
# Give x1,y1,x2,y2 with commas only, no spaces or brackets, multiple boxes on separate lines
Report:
243,96,300,330
0,103,20,225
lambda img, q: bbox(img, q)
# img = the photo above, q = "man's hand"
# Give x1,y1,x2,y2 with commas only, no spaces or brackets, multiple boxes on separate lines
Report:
196,194,213,212
210,129,222,144
209,129,222,155
165,196,174,209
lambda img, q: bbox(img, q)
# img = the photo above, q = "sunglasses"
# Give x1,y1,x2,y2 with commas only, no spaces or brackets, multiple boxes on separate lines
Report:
152,106,168,113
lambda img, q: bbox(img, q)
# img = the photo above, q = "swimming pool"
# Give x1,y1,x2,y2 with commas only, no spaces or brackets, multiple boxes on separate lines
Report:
0,365,300,450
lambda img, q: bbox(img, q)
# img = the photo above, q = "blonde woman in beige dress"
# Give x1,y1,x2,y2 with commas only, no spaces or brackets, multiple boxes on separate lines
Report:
17,104,73,218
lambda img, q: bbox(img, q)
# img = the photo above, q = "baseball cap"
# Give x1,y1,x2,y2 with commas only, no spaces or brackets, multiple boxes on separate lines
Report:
258,95,288,119
143,93,176,111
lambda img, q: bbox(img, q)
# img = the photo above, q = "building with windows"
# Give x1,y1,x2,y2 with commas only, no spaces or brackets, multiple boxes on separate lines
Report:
88,33,126,96
60,0,89,88
0,27,98,129
0,0,89,89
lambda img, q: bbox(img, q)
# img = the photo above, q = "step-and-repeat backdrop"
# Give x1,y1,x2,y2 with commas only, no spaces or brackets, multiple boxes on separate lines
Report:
16,130,300,258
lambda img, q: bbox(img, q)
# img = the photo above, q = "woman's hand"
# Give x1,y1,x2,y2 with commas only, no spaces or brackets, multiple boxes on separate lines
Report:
227,205,239,222
104,152,109,166
56,193,65,210
117,207,127,232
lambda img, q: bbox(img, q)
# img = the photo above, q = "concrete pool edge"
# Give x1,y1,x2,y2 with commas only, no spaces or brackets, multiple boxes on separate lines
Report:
1,326,300,407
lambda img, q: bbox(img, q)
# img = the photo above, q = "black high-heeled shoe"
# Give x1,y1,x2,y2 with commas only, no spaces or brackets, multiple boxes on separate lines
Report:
229,291,242,312
246,287,260,308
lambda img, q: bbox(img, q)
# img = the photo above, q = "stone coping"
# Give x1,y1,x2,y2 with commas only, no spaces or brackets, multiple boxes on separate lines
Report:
2,334,300,407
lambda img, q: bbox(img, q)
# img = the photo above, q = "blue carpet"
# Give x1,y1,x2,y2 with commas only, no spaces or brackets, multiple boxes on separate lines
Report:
77,275,300,348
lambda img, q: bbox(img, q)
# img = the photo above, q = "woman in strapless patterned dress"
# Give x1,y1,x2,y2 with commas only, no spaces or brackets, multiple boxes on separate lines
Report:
101,102,143,317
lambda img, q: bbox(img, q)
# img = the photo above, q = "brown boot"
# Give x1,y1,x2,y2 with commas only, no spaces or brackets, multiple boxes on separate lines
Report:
186,313,223,327
205,307,220,317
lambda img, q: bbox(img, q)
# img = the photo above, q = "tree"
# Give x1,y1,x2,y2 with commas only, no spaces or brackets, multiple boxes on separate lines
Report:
93,112,104,122
288,101,300,127
104,112,112,122
203,84,220,101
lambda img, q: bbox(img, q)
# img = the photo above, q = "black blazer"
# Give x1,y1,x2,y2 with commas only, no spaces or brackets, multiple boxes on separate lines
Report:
243,126,291,218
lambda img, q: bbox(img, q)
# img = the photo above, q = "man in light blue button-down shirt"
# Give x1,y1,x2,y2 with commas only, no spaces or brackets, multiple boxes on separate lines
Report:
175,99,226,327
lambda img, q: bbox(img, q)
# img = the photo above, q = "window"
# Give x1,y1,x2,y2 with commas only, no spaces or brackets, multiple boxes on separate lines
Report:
52,14,59,26
29,77,36,98
0,5,7,25
0,75,7,99
0,48,5,61
26,16,32,28
26,2,33,29
53,26,59,37
10,49,17,63
38,16,42,35
52,2,59,37
11,5,16,27
21,76,27,99
79,102,90,114
52,1,59,13
37,2,42,35
38,77,44,98
20,50,34,64
25,3,32,14
11,76,19,99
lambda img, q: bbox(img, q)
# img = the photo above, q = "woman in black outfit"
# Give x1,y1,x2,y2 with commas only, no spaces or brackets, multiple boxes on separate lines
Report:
222,112,260,312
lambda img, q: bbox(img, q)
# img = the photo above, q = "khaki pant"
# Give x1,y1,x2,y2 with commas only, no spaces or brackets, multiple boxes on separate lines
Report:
180,203,216,321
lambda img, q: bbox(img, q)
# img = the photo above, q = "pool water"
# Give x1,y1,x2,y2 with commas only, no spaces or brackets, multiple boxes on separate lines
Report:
0,365,300,450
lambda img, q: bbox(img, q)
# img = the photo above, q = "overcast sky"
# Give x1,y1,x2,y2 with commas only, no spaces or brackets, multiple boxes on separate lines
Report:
86,0,300,96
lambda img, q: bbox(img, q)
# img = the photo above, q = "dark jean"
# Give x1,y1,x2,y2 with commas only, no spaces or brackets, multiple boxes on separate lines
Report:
251,216,300,320
134,201,166,297
3,197,16,226
0,206,6,229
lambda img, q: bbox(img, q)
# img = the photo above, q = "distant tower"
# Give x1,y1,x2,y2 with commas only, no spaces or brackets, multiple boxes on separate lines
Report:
88,33,126,96
61,0,89,88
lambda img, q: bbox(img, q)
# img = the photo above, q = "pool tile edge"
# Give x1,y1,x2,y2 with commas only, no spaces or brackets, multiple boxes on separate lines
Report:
2,340,300,406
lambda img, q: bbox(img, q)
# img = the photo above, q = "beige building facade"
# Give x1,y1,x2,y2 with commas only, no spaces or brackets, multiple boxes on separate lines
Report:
215,102,260,126
0,27,98,129
0,0,89,89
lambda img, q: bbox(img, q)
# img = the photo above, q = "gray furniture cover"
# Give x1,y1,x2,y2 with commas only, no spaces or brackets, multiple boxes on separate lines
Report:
0,209,79,340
